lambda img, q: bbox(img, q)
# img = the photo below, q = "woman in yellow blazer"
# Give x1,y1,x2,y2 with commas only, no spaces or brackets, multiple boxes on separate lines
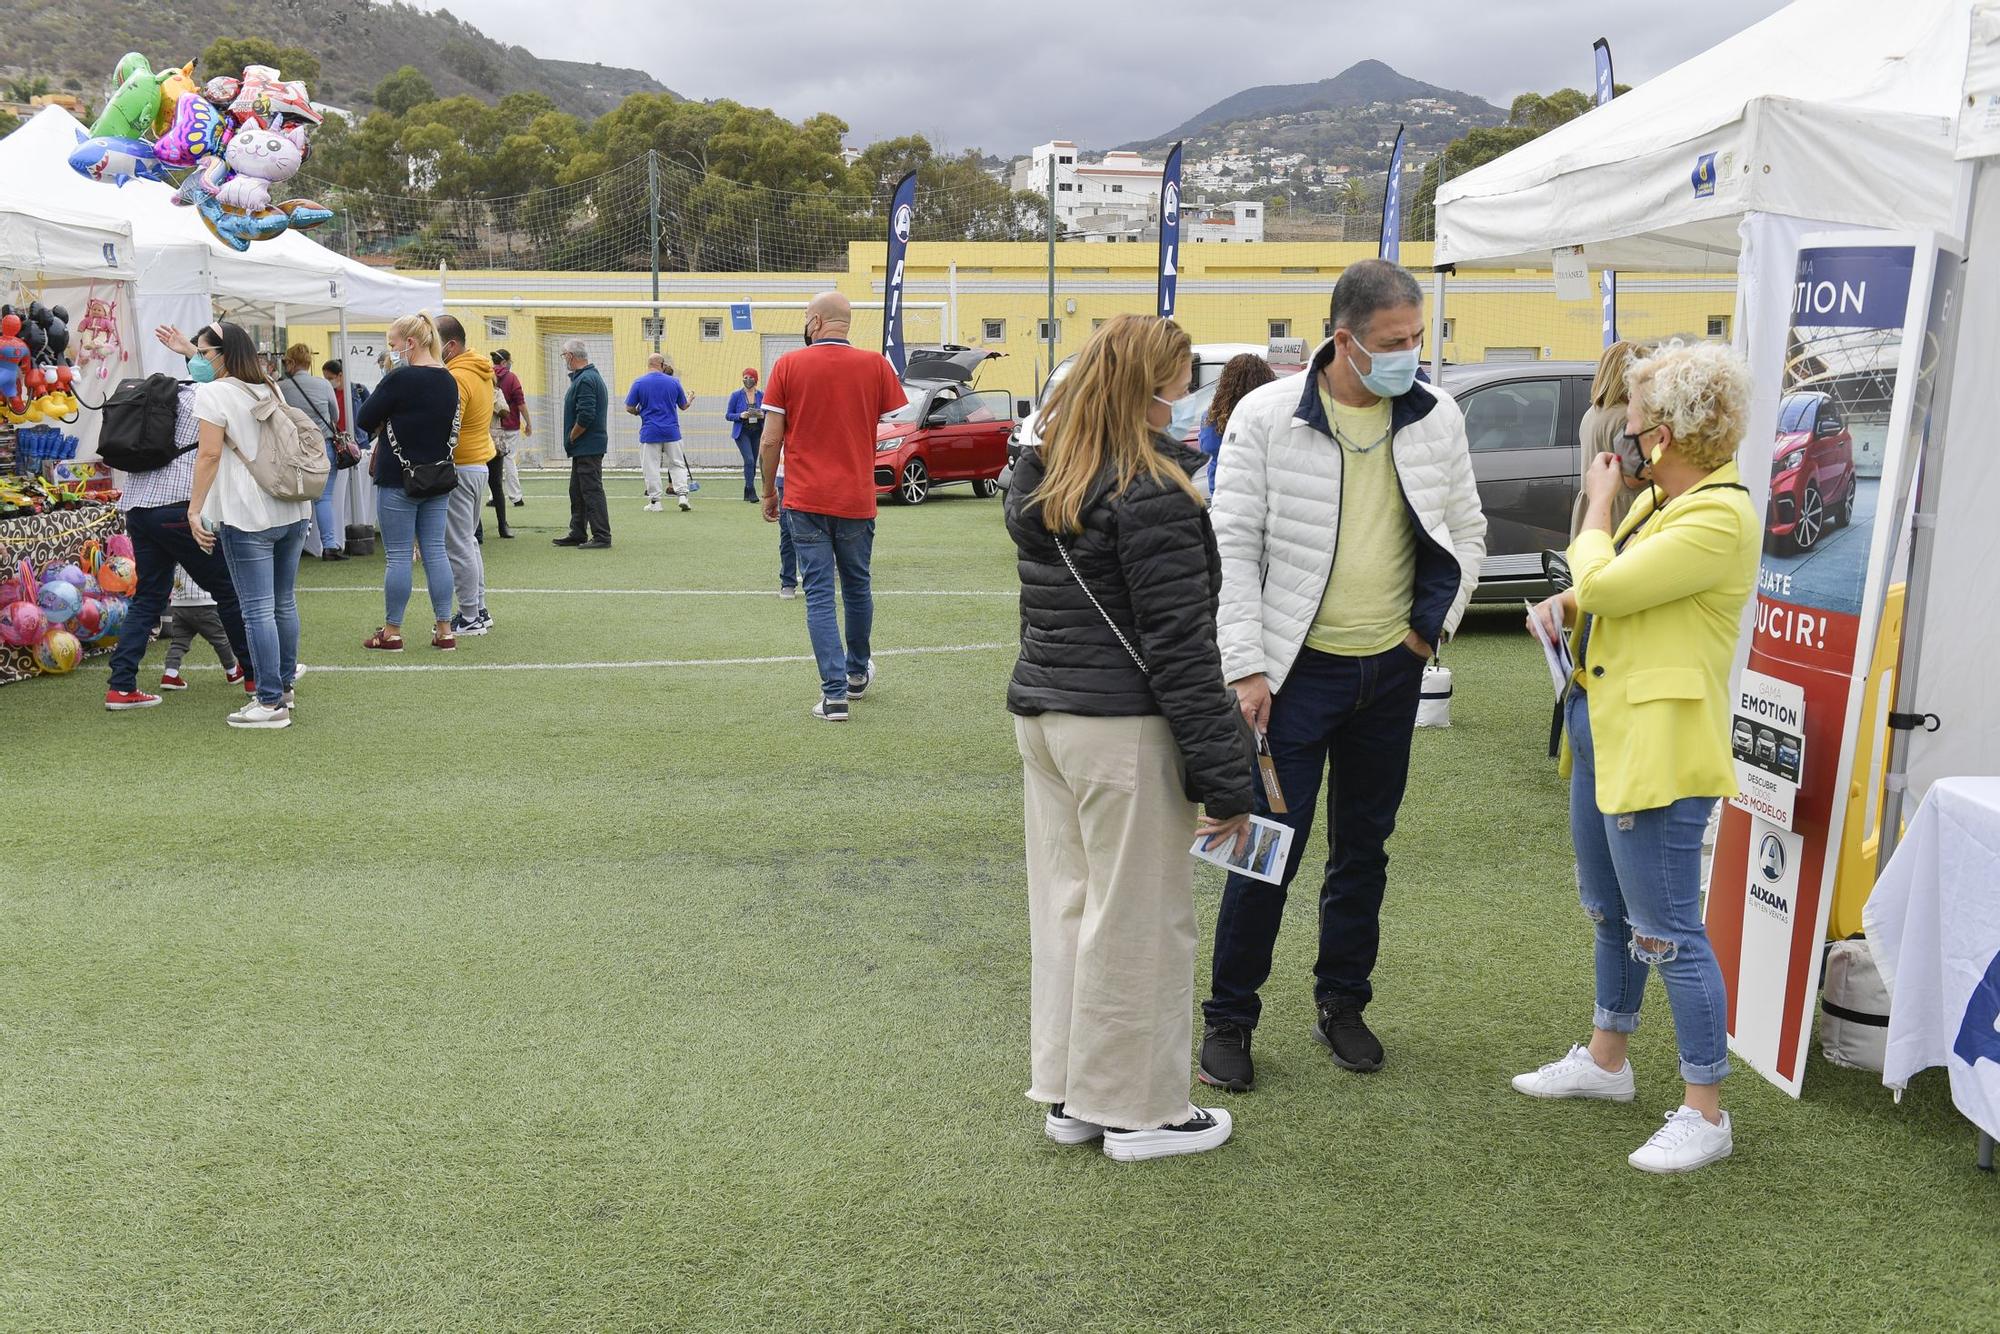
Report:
1515,340,1760,1175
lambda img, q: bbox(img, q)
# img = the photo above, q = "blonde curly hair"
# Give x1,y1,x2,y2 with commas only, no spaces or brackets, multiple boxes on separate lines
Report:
1625,339,1750,473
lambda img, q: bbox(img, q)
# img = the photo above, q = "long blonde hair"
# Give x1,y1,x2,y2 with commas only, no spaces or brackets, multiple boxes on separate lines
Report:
1035,314,1200,534
1590,339,1639,410
387,312,443,360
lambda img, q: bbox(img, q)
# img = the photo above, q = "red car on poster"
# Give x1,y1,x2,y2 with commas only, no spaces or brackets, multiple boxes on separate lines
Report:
874,347,1023,505
1768,391,1857,553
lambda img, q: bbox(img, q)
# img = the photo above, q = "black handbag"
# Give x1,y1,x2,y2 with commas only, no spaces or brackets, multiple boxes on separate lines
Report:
382,399,462,499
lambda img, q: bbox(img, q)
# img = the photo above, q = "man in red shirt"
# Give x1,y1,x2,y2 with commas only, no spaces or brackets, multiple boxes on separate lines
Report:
760,291,908,722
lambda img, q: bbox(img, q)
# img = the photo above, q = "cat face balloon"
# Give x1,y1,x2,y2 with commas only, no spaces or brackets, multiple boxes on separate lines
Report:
223,123,305,186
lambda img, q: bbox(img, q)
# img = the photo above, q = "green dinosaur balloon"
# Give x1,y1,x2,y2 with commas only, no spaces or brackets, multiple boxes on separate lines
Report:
89,53,164,142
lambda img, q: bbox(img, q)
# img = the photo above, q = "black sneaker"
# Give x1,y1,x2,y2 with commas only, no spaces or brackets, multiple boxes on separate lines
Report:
552,535,584,547
812,698,849,722
1101,1106,1233,1162
1197,1021,1255,1091
1313,998,1384,1073
578,538,612,549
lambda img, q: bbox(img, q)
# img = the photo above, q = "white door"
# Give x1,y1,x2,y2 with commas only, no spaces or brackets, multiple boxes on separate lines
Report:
760,334,804,380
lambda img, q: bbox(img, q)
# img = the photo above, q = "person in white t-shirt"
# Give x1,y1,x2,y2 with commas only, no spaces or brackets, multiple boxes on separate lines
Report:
182,320,312,730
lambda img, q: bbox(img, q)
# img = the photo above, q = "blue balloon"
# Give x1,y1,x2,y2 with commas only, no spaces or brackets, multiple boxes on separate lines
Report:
67,132,177,188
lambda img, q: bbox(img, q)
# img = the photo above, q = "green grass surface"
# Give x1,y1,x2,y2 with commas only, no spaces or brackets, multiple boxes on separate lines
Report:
2,471,1993,1331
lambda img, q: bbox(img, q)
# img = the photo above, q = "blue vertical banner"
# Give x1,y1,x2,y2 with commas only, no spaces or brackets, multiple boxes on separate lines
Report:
1378,124,1407,263
1156,141,1183,318
882,169,918,376
1593,38,1620,346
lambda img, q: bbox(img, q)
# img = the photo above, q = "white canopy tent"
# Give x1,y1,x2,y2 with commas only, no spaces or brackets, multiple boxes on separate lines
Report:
0,108,439,374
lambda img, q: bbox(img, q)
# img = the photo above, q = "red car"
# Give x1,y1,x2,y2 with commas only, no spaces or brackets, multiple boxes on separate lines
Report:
874,349,1020,505
1769,391,1856,553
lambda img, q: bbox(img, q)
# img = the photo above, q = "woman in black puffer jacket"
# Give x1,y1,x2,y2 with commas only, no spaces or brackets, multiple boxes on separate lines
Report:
1005,313,1257,1164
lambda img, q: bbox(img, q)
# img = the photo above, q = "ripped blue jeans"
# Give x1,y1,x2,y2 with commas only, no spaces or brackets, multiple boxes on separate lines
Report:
1566,689,1730,1084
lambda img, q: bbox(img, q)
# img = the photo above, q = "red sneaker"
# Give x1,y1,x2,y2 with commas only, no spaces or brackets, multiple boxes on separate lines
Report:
158,671,188,691
242,676,256,695
224,664,245,685
105,688,162,711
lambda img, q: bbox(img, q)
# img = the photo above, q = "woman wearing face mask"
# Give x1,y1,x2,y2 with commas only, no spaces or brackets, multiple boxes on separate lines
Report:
179,321,313,729
355,313,460,651
1005,314,1257,1162
1570,339,1645,538
1519,340,1760,1174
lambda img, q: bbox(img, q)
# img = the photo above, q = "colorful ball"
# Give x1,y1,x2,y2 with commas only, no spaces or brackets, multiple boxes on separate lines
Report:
72,597,104,639
46,563,88,589
0,599,46,646
96,595,127,640
107,533,134,560
96,555,137,596
33,627,81,674
36,580,81,624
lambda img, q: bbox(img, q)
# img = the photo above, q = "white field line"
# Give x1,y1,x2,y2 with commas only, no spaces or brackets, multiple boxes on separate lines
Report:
179,642,1014,675
296,586,1017,598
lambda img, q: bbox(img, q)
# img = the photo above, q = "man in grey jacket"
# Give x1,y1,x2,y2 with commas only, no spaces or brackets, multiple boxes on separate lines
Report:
1198,259,1486,1091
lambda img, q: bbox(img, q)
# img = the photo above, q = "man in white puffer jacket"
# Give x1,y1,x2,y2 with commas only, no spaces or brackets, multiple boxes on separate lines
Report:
1198,260,1486,1092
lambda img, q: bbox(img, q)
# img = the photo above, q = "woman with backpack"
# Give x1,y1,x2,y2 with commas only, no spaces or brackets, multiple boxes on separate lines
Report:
355,312,460,652
1005,314,1257,1162
184,321,312,730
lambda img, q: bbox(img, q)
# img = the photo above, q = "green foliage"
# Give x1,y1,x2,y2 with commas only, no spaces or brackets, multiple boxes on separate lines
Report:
0,110,18,138
438,35,503,92
6,76,52,103
1407,84,1621,241
373,66,437,118
199,36,320,87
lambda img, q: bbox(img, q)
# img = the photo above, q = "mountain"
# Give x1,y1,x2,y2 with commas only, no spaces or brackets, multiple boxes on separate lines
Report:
1,0,676,120
1131,60,1502,149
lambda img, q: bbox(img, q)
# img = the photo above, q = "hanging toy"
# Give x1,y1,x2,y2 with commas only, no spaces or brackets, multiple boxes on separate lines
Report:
0,314,30,413
74,290,124,381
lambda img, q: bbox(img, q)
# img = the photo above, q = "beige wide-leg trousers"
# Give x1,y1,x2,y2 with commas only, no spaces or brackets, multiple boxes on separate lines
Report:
1017,711,1198,1131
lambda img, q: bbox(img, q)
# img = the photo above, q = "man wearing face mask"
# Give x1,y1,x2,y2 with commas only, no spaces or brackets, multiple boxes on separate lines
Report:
1197,259,1486,1091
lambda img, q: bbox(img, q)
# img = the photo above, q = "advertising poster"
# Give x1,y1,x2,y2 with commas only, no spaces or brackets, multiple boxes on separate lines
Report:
1707,232,1959,1096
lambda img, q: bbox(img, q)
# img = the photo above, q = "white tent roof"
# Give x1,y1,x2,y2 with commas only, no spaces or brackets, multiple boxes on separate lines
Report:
1435,0,1970,269
0,107,437,322
0,198,135,280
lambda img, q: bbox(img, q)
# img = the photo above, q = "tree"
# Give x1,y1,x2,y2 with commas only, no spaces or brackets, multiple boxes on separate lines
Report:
0,110,18,138
199,38,321,88
374,66,437,118
6,77,51,103
439,36,504,92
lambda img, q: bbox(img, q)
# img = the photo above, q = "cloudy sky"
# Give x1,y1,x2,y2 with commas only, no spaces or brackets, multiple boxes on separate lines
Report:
427,0,1792,154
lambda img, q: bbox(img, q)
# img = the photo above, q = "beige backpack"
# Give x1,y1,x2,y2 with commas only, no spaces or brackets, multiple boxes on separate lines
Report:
223,382,331,502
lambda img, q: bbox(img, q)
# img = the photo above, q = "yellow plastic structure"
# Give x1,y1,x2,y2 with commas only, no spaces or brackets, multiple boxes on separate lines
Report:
1831,582,1905,939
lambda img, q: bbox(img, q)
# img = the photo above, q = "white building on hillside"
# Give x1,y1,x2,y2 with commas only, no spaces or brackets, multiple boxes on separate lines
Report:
1013,140,1164,230
1187,200,1265,243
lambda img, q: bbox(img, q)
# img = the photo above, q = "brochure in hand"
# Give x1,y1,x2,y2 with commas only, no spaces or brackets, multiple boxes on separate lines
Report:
1191,815,1294,886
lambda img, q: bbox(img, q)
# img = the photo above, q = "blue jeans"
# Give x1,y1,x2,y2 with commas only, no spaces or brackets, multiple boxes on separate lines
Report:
736,433,761,495
1565,688,1730,1084
787,508,872,699
311,436,342,554
777,477,797,589
1205,645,1424,1026
106,503,250,692
218,518,307,706
377,485,455,627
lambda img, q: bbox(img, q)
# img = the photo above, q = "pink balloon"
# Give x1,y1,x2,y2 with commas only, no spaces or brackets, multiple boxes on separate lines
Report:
155,91,227,169
0,599,47,647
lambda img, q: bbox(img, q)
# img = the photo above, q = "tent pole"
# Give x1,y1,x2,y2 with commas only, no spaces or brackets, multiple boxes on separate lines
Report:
1875,163,1978,869
1430,265,1449,382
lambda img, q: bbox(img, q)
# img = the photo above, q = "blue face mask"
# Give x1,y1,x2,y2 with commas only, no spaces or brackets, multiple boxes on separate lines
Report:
1351,340,1420,399
187,352,217,384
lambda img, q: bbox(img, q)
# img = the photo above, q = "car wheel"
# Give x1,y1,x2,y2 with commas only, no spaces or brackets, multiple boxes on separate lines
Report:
1787,484,1825,552
972,477,999,499
899,458,930,505
1832,478,1855,528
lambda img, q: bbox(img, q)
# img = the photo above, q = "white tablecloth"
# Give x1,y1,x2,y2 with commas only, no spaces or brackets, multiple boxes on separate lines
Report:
1864,777,2000,1140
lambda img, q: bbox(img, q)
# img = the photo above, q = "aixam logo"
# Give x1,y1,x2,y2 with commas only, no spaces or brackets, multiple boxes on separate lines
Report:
893,203,913,245
1758,833,1786,883
1163,183,1180,228
1751,833,1790,920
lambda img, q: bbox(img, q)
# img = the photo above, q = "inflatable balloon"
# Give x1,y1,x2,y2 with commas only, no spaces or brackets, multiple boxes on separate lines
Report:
228,65,321,130
72,597,105,640
36,579,81,625
107,532,134,561
0,599,45,647
155,91,227,169
33,627,82,674
89,53,168,142
46,563,89,590
97,595,128,641
96,556,137,596
151,62,199,136
68,132,179,188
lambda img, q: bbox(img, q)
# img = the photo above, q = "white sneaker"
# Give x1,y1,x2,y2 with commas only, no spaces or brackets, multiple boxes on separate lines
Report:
644,500,663,512
1101,1105,1232,1162
1044,1104,1104,1145
847,658,877,700
1629,1106,1733,1174
677,495,693,511
1511,1044,1636,1102
227,702,292,730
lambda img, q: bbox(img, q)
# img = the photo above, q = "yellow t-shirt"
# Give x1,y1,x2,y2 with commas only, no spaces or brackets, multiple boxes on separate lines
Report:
1304,391,1415,657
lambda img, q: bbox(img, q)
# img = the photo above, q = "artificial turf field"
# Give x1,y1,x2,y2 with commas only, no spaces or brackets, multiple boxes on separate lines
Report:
2,470,1993,1332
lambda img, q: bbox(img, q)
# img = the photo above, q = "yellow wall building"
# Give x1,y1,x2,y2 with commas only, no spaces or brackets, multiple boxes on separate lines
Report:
298,240,1736,465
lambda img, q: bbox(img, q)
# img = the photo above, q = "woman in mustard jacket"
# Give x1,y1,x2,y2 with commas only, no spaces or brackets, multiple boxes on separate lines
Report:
1515,340,1760,1174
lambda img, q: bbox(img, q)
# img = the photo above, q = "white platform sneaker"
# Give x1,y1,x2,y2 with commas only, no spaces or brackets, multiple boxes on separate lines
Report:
1043,1104,1104,1145
1510,1044,1636,1102
1629,1106,1733,1174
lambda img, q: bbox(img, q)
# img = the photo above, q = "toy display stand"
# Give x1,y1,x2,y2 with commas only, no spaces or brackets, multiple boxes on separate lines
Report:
0,495,123,687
